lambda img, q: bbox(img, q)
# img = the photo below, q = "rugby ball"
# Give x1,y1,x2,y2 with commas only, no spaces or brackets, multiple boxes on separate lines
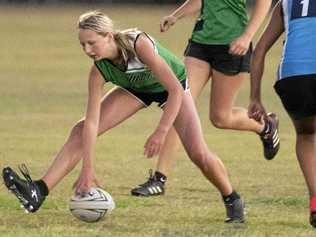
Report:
69,187,115,222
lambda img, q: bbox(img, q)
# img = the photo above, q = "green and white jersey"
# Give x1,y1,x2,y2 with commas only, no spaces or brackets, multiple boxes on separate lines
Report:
191,0,248,45
95,30,186,93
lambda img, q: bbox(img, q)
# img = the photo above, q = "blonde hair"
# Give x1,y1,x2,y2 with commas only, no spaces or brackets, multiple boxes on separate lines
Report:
78,10,136,62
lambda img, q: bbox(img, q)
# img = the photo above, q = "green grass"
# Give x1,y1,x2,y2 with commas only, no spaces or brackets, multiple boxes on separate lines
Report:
0,4,315,237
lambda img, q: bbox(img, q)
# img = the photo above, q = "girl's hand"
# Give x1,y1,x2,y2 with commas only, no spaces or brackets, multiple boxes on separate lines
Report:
73,167,101,195
248,100,267,123
144,128,168,158
160,15,178,32
229,33,251,56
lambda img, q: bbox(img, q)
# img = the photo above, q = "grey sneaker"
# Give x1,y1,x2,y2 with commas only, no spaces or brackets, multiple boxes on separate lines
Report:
225,198,245,223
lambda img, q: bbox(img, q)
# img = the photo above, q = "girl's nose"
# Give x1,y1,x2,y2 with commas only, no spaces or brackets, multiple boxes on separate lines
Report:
84,45,92,55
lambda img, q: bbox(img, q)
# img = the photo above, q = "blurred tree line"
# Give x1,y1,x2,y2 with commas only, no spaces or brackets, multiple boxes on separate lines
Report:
1,0,181,3
0,0,279,5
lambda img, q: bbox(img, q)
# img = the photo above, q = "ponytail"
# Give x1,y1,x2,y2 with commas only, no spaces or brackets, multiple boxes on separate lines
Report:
114,30,137,63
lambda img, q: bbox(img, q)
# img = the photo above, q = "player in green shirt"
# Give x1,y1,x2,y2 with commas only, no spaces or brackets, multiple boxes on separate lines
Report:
2,10,245,223
132,0,279,200
131,0,280,198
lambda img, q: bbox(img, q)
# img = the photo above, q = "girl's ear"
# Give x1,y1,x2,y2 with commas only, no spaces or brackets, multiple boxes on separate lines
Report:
103,32,114,44
105,32,114,40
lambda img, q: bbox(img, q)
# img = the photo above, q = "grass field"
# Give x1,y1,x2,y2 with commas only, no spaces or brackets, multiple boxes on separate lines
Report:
0,4,315,237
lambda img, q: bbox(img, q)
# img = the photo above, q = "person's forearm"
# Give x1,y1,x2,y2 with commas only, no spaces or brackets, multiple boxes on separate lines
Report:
82,120,99,169
170,0,201,20
243,0,272,40
250,1,284,101
81,66,103,170
250,49,266,101
158,90,183,134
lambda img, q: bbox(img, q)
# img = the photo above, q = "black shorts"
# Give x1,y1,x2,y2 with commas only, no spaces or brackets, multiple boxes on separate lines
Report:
123,79,189,108
274,75,316,120
184,40,252,75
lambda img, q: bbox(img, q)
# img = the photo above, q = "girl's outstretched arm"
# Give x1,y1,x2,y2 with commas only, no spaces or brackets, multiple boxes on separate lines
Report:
135,34,184,158
75,65,105,194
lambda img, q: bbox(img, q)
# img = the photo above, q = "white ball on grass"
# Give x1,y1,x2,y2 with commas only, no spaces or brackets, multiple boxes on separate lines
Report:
69,187,115,223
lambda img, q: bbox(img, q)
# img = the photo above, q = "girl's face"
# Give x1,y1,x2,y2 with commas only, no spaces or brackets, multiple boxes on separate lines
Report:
78,29,116,61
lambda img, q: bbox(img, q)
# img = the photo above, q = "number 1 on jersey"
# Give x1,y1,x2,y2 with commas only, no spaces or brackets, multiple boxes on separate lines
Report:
291,0,316,19
300,0,310,16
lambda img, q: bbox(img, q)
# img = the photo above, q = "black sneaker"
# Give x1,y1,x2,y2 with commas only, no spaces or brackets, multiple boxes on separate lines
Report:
225,198,245,223
310,212,316,227
2,165,45,213
260,113,280,160
131,170,165,197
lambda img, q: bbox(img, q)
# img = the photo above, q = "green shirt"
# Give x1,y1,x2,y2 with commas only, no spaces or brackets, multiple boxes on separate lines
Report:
191,0,248,44
95,31,186,93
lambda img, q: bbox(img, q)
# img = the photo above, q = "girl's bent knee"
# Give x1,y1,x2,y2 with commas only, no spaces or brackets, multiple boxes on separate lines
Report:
209,113,231,129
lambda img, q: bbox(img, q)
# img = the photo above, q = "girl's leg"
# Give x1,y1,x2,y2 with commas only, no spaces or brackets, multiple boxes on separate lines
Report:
210,70,264,132
185,57,212,99
131,57,212,197
173,92,232,195
210,70,280,160
293,116,316,197
154,127,179,176
173,92,244,222
291,116,316,227
42,87,145,190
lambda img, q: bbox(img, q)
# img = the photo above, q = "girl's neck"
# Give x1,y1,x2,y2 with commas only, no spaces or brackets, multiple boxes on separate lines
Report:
111,52,127,71
112,54,124,66
109,42,125,65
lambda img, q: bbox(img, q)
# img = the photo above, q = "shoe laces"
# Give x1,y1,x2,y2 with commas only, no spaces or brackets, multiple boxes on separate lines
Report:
18,164,33,183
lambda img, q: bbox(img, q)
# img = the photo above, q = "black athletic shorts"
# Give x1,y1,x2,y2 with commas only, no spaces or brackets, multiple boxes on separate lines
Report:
184,40,252,75
274,75,316,120
122,79,189,108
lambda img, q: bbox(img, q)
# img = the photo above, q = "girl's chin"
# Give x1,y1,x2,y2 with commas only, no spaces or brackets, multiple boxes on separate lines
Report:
93,56,106,61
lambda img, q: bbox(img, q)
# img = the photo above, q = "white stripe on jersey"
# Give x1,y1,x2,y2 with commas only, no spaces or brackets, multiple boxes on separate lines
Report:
279,0,290,80
125,30,158,73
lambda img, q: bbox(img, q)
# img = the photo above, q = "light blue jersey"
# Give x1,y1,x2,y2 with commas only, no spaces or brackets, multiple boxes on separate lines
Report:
278,0,316,80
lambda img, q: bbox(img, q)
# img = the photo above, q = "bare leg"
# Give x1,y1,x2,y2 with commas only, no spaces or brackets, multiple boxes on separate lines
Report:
291,116,316,227
155,127,179,176
292,116,316,197
155,57,211,176
185,57,212,100
173,92,233,195
210,70,264,133
42,87,145,190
